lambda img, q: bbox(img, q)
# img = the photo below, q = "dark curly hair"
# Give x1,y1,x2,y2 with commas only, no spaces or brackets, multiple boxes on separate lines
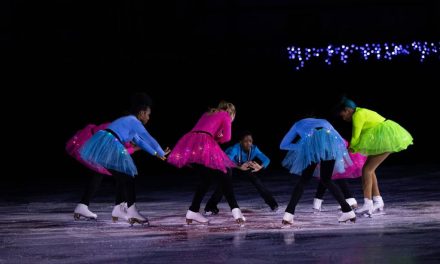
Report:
129,92,153,115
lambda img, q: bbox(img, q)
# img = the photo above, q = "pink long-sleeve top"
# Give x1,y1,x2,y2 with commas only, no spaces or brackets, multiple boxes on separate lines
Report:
190,110,232,144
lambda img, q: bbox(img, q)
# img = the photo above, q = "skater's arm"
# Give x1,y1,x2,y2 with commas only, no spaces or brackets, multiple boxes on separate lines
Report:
217,113,232,144
254,146,270,168
142,130,166,156
225,145,239,164
280,124,299,151
133,122,166,157
350,111,365,150
133,135,159,156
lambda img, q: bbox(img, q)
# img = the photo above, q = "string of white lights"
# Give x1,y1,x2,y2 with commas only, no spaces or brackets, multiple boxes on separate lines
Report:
287,41,440,70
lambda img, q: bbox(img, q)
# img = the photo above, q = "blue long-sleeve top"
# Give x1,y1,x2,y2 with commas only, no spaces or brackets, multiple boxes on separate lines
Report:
107,115,165,157
225,143,270,168
280,118,342,151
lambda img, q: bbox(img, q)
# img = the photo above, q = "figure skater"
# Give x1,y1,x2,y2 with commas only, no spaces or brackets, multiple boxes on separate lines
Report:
280,118,356,226
204,131,278,214
67,122,139,221
337,97,413,215
80,93,169,225
167,101,245,225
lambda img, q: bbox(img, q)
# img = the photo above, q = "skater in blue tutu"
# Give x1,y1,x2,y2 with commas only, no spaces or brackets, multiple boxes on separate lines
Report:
280,118,356,225
80,93,170,225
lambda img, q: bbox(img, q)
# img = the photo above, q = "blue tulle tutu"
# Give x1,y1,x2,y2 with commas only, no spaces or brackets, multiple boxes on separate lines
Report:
282,128,352,176
80,130,138,176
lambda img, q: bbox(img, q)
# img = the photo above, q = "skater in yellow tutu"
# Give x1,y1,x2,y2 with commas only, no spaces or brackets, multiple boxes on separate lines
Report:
337,97,413,216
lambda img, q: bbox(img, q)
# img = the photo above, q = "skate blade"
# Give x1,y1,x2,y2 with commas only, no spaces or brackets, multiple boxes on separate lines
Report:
128,218,149,226
186,218,209,225
73,213,97,221
355,210,371,215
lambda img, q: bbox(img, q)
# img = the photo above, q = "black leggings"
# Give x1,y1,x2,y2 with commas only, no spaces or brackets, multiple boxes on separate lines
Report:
189,165,239,212
79,172,104,206
285,160,352,214
111,170,136,207
79,170,135,207
205,169,278,210
315,179,354,200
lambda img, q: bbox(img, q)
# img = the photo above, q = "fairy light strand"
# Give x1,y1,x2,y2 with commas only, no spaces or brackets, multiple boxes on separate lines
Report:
287,41,440,71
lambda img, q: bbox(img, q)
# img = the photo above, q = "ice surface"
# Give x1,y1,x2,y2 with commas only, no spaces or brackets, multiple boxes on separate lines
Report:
1,166,439,263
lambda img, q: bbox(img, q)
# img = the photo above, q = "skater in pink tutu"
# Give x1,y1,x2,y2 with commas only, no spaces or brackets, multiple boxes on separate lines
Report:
312,139,367,212
71,93,169,225
168,101,245,225
66,122,139,221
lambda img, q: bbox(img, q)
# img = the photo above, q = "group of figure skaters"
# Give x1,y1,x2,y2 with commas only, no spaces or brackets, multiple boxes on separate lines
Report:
66,93,413,226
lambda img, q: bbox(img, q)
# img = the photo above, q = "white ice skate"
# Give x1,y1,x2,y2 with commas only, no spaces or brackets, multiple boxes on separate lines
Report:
338,210,356,223
338,198,358,210
231,208,246,225
73,203,97,220
112,202,128,222
355,198,374,216
282,212,294,226
313,198,323,212
127,204,149,226
373,196,384,212
186,210,209,224
346,198,358,209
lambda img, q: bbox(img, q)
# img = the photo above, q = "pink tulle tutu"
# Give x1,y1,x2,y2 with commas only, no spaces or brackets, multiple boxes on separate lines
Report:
332,151,367,179
314,139,367,179
167,132,235,173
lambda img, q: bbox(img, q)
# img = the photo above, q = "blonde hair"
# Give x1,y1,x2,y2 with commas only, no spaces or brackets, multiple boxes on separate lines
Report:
209,100,236,117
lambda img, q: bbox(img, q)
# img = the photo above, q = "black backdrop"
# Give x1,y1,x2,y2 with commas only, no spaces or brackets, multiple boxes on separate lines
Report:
3,0,439,184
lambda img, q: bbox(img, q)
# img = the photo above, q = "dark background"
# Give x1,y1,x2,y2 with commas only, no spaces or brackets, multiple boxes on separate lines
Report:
3,0,439,187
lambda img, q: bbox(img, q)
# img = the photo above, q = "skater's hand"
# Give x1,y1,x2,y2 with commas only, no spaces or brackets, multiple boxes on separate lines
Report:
237,163,250,171
249,161,262,172
155,152,167,161
164,147,171,156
